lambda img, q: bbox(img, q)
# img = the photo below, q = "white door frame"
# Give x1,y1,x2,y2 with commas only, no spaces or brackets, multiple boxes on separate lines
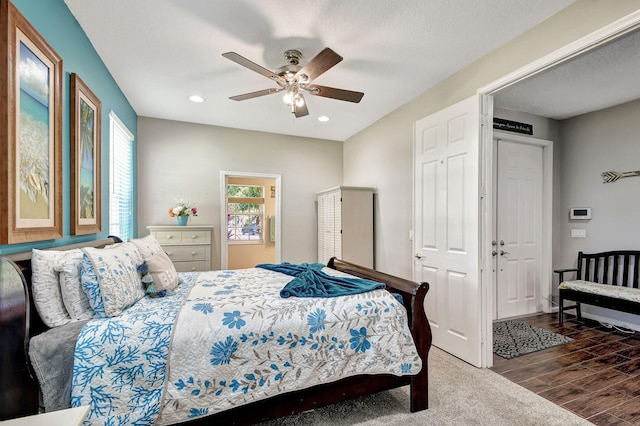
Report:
478,10,640,367
220,170,282,270
493,132,553,320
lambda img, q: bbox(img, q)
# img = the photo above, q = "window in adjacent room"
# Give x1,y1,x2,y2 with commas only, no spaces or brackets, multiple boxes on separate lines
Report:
108,111,134,240
227,185,264,242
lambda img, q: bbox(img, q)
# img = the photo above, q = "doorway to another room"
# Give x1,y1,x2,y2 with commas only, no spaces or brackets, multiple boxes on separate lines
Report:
220,171,281,270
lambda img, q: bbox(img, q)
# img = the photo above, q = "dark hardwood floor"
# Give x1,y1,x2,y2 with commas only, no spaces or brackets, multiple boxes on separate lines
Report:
491,313,640,425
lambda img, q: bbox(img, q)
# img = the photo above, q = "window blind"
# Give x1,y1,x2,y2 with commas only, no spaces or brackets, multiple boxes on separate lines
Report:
108,111,134,240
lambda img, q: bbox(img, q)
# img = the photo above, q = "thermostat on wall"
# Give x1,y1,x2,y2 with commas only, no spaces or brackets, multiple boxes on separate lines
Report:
570,207,591,220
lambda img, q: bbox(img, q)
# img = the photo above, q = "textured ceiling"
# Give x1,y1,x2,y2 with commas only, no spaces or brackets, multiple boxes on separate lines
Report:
494,28,640,120
64,0,577,141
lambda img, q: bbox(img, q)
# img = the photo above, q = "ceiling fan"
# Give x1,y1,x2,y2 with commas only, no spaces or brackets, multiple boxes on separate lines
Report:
222,48,364,118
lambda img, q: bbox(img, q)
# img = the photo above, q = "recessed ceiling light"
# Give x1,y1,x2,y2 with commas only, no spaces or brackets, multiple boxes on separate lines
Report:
189,95,205,103
318,116,329,122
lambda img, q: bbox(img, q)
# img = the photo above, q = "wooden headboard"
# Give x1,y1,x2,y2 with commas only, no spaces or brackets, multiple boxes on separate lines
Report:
0,237,120,420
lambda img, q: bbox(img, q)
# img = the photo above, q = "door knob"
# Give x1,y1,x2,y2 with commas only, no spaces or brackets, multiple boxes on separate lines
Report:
500,250,509,256
415,252,424,259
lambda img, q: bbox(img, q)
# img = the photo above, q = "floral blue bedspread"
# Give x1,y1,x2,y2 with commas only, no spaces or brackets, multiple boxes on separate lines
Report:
71,272,197,425
71,268,422,425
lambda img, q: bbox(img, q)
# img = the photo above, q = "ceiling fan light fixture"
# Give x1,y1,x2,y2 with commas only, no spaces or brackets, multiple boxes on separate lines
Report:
283,91,304,107
223,47,363,119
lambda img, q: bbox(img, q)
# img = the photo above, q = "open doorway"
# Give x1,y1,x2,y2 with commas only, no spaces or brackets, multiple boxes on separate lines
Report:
220,171,281,269
479,12,640,366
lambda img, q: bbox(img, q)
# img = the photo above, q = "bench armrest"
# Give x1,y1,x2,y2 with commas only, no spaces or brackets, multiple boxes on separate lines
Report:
554,268,579,283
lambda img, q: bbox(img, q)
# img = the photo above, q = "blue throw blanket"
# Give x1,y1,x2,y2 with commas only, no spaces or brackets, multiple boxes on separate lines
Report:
256,262,385,298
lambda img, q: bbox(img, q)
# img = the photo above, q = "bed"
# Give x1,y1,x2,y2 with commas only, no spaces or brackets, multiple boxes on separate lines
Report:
0,236,431,424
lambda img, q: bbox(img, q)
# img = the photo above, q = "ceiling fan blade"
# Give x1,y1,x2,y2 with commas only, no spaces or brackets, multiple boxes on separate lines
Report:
229,88,282,101
305,85,364,103
294,94,309,118
222,52,283,83
295,48,343,82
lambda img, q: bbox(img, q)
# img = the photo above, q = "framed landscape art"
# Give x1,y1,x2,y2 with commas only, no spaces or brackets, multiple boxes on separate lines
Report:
71,73,101,235
0,0,62,244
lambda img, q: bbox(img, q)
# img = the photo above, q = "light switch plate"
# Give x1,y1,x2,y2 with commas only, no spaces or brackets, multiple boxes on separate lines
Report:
571,229,586,238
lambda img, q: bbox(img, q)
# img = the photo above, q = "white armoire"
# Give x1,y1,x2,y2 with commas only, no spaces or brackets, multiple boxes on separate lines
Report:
317,186,374,267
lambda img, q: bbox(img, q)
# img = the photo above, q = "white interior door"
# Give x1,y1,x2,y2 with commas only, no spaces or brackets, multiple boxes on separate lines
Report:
413,95,482,367
496,139,543,319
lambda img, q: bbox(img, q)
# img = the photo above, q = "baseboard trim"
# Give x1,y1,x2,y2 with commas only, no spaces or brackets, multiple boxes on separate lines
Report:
577,312,640,333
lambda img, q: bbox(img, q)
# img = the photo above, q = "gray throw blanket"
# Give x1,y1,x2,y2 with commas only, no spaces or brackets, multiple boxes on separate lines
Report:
28,320,88,411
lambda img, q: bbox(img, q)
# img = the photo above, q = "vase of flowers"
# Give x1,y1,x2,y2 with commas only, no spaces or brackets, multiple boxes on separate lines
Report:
169,199,198,226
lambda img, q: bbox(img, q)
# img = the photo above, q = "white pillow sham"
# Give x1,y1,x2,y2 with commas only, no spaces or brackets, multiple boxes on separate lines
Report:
31,249,82,327
130,235,179,291
81,242,145,317
129,234,164,258
54,252,94,321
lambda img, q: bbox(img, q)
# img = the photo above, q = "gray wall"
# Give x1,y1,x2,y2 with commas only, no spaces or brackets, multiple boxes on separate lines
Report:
555,99,640,325
137,117,343,269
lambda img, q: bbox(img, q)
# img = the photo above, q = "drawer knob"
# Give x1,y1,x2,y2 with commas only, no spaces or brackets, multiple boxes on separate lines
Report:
191,267,196,271
191,251,197,256
167,235,173,239
191,235,197,239
167,252,173,256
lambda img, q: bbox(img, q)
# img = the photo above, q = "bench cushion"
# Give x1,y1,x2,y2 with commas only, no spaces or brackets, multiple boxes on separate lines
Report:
560,280,640,303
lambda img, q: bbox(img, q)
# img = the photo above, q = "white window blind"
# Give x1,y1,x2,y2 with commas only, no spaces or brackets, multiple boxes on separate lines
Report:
109,111,134,240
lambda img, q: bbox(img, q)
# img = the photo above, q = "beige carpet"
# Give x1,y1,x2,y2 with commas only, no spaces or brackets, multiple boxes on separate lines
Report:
259,347,593,425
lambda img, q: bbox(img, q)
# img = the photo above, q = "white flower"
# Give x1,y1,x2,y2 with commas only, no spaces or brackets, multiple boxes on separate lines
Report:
169,199,198,217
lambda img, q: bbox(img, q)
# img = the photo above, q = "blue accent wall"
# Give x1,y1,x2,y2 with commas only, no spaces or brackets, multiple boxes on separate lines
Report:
0,0,138,254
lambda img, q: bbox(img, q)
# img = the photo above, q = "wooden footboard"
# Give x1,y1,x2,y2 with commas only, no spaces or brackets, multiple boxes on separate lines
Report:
187,258,432,425
328,257,432,412
0,241,431,424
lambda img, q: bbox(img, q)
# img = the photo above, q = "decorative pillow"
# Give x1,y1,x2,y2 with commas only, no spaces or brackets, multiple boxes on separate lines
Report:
54,252,94,321
145,251,179,291
130,235,179,290
31,249,82,327
129,235,164,258
80,242,145,317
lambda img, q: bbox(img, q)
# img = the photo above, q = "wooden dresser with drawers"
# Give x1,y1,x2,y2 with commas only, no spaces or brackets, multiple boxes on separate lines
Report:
147,225,214,272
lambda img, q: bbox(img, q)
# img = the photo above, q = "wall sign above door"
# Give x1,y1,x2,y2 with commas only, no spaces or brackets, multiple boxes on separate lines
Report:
493,118,533,135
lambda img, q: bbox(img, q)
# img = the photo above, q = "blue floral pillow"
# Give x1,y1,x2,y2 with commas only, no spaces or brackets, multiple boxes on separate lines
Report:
80,242,145,317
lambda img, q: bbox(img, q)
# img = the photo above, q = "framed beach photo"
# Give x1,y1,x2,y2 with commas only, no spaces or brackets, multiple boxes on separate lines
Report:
71,73,101,235
0,0,63,244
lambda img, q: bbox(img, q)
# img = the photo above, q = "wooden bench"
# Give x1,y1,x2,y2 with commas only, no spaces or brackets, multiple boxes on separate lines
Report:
555,250,640,324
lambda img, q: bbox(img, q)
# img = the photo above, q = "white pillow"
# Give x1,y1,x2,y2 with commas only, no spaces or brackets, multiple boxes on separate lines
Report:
129,235,164,258
31,249,82,327
145,251,179,291
81,242,145,317
130,235,179,291
54,252,94,321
